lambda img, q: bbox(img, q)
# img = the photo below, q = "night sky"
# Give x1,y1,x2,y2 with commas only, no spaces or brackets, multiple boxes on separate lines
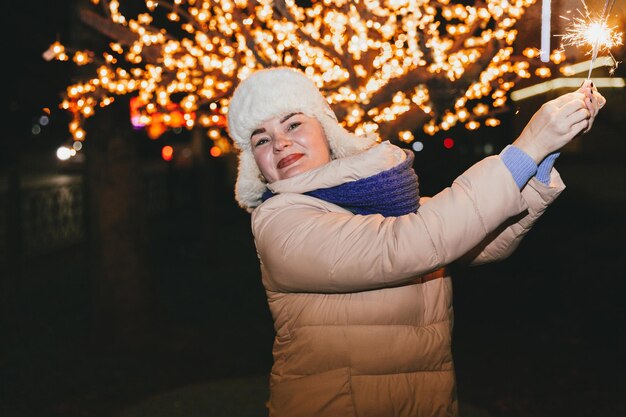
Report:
7,1,75,143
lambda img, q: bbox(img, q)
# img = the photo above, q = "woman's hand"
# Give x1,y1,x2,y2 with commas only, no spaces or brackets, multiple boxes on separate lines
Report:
581,80,606,133
512,80,606,163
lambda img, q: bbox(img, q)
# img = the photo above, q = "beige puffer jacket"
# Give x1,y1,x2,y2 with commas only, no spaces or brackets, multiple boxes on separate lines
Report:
251,142,565,417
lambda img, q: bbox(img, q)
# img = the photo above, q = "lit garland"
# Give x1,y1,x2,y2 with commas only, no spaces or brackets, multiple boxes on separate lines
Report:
43,0,575,152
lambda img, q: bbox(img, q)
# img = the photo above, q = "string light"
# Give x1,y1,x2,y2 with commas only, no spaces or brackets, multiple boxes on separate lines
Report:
42,0,583,150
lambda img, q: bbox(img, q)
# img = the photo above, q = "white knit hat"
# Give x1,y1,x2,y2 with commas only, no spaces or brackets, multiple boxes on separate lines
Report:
227,67,377,211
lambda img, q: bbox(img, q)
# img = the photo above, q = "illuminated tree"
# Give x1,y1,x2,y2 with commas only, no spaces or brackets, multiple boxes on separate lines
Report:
44,0,569,153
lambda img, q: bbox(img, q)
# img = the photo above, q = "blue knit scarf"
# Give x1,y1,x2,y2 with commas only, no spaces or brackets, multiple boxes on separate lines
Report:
262,150,420,217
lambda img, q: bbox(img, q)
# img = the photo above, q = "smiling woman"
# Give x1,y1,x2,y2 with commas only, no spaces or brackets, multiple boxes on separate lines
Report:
225,67,603,417
250,112,332,183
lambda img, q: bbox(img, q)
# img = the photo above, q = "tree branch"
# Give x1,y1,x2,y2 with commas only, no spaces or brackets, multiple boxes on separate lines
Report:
364,67,432,111
273,0,358,87
79,8,163,64
377,105,432,140
232,6,273,67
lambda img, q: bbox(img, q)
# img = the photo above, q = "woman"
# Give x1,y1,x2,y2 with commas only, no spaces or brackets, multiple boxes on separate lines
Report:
226,67,604,417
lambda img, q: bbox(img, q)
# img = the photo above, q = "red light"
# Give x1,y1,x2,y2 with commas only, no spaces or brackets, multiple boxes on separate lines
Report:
443,138,454,149
210,146,222,157
161,145,174,161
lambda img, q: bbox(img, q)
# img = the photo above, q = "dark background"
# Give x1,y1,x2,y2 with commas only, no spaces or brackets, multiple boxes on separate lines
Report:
2,1,625,417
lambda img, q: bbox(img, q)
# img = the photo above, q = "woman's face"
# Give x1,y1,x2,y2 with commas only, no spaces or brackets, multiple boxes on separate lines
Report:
251,112,332,183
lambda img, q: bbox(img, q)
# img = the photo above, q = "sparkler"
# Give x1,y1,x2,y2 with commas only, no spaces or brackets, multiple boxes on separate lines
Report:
559,0,622,78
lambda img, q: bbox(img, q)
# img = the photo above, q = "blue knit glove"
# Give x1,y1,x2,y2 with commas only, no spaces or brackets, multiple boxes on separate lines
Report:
499,145,538,189
536,152,560,185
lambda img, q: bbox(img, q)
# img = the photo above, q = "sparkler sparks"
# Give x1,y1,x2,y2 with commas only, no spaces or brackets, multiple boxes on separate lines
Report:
558,0,623,77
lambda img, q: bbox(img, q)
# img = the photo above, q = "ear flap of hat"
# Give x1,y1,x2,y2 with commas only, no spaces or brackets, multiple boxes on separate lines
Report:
234,150,267,212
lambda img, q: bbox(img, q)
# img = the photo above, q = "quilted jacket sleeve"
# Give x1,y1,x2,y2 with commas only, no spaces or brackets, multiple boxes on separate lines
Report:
252,155,530,293
461,168,565,265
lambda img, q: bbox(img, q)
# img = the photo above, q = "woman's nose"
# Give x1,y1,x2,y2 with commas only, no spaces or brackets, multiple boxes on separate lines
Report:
273,134,291,151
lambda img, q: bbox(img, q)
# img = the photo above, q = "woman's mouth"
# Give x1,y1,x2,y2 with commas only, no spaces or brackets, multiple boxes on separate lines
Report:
277,153,304,169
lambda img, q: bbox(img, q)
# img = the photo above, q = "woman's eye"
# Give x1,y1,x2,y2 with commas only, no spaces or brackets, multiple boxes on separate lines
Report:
288,122,301,131
254,138,269,147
